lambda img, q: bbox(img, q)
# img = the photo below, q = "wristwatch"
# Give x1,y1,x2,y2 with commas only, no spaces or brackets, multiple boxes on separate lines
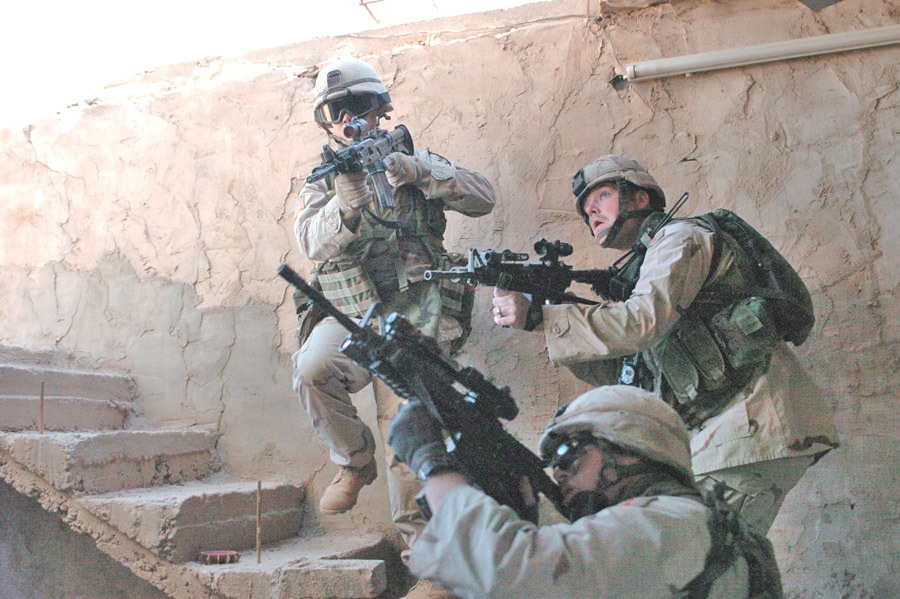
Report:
413,457,459,521
415,455,459,482
414,488,433,520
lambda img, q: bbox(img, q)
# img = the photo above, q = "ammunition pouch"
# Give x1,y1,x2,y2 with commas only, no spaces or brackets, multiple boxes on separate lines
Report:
292,277,327,348
651,296,779,427
710,296,780,369
316,261,380,319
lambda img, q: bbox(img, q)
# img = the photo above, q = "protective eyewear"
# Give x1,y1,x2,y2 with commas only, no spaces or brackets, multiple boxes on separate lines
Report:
546,433,597,472
314,93,382,124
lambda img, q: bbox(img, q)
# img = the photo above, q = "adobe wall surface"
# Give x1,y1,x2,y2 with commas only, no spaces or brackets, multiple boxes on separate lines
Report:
1,0,897,596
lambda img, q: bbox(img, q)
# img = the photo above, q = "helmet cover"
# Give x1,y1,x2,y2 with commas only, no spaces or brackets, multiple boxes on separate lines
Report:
572,154,666,219
539,385,692,480
313,58,393,123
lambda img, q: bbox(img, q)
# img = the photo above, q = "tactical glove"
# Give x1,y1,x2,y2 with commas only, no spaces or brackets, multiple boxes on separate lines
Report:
334,170,373,213
387,400,457,481
384,152,431,188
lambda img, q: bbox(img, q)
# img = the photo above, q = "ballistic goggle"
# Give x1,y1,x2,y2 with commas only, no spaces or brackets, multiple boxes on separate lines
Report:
545,431,599,471
314,92,390,124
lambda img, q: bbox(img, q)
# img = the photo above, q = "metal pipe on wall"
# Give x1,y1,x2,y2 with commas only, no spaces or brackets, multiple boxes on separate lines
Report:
625,24,900,82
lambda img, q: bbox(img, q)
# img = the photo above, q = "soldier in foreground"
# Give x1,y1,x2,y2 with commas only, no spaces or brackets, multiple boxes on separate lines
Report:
290,57,494,597
492,154,837,532
387,385,783,598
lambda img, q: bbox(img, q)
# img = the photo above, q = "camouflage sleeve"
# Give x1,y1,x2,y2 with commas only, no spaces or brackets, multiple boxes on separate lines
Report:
543,221,716,365
416,149,495,217
410,486,737,597
293,178,361,261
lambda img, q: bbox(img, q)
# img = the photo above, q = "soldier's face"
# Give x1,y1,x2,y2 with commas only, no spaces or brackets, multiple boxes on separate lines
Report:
552,443,604,506
582,184,621,245
582,185,651,250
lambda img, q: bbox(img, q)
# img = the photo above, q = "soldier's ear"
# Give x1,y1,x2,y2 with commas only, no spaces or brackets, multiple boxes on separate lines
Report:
632,189,651,210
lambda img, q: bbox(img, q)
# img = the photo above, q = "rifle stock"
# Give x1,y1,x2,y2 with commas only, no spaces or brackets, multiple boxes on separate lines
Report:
277,263,564,522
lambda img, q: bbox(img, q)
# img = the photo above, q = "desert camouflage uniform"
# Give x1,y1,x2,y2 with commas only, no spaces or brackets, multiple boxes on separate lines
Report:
292,147,494,545
410,485,756,598
542,219,838,532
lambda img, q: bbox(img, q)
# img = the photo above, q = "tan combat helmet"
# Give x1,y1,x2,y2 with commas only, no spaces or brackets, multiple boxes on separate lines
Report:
312,58,393,125
539,385,692,481
572,154,666,224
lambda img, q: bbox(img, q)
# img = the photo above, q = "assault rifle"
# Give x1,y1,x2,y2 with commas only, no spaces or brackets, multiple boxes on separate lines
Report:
306,117,414,210
424,238,616,307
277,263,565,523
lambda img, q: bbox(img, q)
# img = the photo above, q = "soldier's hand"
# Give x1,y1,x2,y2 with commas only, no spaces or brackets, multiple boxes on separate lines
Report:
334,170,373,213
384,152,431,188
387,400,456,481
492,288,531,329
519,475,539,523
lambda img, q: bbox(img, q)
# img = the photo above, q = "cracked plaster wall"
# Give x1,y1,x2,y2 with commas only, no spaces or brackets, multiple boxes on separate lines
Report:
0,0,898,596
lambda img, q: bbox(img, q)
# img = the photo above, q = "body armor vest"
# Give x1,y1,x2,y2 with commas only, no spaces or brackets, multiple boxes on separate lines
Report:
316,182,447,318
678,484,784,598
613,211,813,428
303,179,474,354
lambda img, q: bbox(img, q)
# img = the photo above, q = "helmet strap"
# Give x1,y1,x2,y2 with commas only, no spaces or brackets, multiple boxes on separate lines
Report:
599,181,655,248
562,462,661,520
596,443,671,501
565,490,609,520
325,129,350,147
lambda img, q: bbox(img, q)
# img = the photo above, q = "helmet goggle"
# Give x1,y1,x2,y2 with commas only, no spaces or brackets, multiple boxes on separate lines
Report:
572,168,589,201
545,432,599,471
314,92,387,124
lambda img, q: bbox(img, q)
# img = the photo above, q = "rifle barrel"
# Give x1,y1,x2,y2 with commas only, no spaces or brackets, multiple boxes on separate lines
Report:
422,269,465,281
277,264,362,334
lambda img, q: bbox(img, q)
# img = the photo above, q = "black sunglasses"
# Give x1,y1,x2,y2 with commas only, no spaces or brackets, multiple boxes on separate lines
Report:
546,433,598,471
314,94,382,124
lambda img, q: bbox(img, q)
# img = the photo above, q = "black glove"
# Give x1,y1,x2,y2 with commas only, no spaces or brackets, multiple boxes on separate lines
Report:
387,400,457,481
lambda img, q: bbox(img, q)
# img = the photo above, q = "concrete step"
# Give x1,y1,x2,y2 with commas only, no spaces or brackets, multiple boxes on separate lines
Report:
0,363,136,403
0,395,129,432
79,477,307,564
0,429,219,494
186,529,395,599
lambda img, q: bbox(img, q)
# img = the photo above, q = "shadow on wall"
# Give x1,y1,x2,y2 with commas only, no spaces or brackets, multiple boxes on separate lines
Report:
0,480,166,599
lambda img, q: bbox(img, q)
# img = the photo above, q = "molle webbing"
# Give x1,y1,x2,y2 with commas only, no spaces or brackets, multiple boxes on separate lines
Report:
357,184,445,241
317,264,379,318
615,214,790,425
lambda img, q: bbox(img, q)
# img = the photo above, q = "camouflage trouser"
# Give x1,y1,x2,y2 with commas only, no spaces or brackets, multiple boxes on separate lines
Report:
292,279,447,549
694,453,821,534
292,316,377,469
292,316,426,548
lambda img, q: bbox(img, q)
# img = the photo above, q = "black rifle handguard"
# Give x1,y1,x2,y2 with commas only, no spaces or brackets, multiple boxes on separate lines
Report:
277,263,564,522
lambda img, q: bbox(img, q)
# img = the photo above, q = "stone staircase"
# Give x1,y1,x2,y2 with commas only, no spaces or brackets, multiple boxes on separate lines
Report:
0,349,396,598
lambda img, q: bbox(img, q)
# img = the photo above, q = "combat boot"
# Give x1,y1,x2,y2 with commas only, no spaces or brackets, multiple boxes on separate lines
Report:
319,459,377,514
